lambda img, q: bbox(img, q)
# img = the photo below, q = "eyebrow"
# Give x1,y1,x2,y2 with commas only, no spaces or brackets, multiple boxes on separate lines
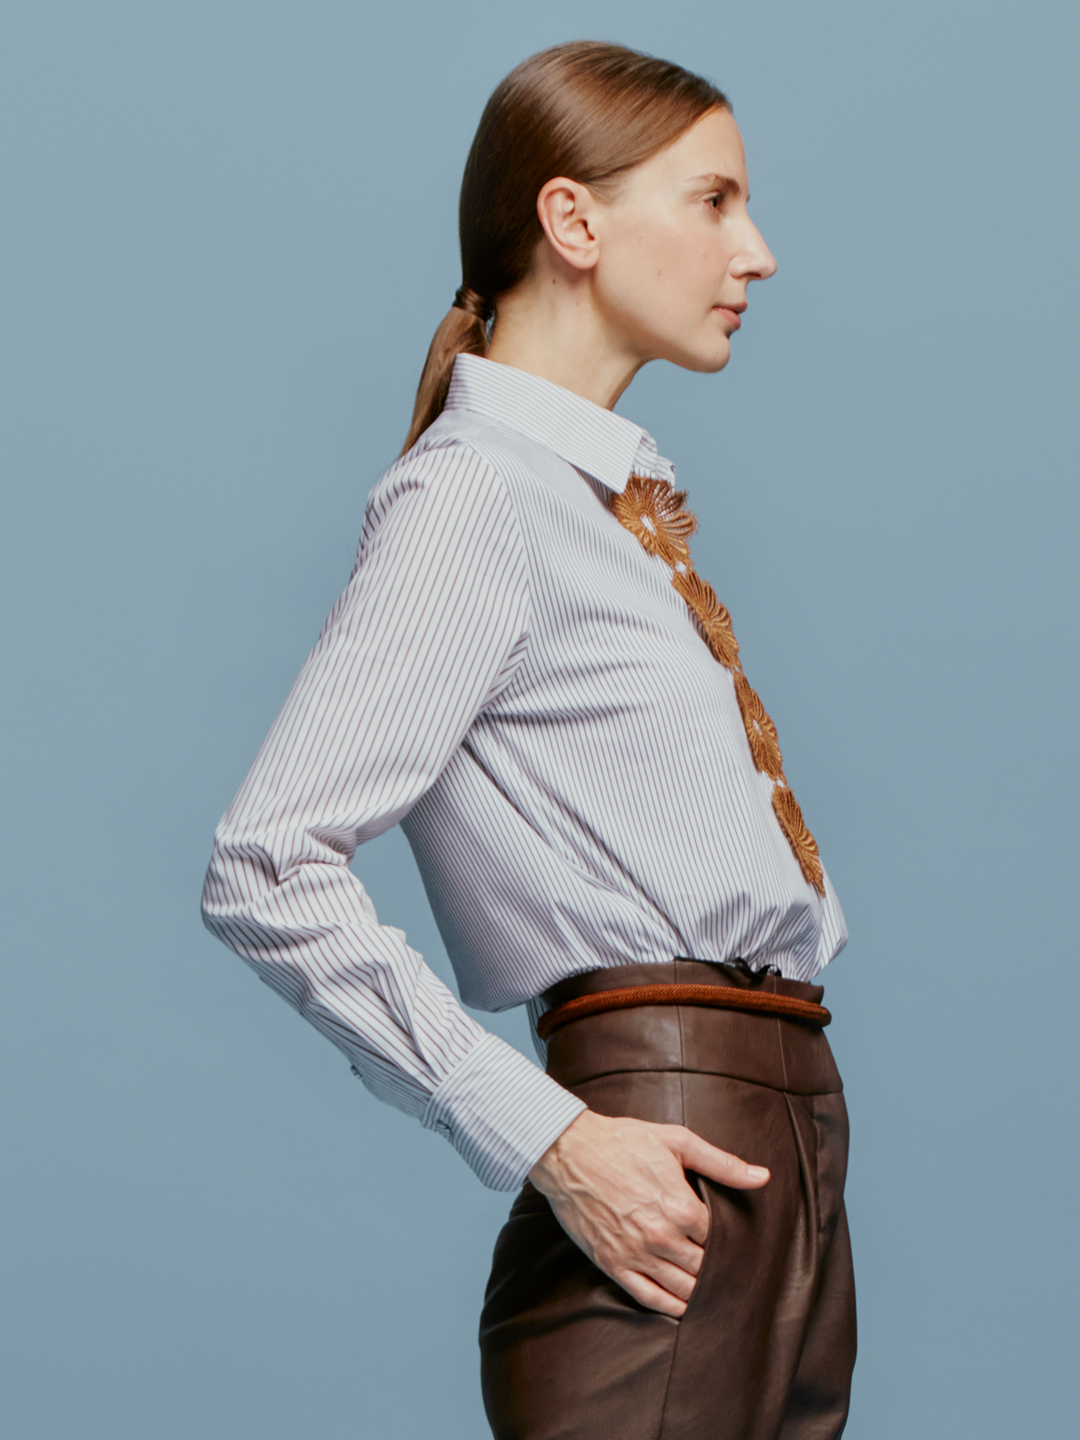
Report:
687,173,744,199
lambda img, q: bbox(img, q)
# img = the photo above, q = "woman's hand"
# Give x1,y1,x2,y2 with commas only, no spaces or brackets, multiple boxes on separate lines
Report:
527,1110,769,1318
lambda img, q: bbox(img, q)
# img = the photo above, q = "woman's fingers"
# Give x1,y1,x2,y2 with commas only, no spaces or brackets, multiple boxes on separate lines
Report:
670,1125,770,1189
618,1222,704,1279
669,1188,710,1248
616,1270,692,1319
634,1253,703,1304
528,1111,767,1316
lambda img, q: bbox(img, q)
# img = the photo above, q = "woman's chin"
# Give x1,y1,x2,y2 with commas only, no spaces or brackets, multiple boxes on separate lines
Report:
671,337,732,375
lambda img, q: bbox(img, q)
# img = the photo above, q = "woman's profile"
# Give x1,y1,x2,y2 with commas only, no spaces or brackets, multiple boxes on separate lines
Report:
202,40,855,1439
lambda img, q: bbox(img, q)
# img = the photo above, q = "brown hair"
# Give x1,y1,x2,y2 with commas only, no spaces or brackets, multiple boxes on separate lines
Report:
401,41,729,453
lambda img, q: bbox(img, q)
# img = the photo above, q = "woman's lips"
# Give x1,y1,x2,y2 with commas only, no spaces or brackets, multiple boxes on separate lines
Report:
716,306,742,330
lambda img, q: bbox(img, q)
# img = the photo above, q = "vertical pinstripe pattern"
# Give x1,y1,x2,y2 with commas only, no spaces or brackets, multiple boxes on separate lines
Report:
202,354,847,1191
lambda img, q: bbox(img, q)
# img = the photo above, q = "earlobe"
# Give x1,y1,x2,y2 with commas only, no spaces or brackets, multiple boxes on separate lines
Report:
536,177,601,272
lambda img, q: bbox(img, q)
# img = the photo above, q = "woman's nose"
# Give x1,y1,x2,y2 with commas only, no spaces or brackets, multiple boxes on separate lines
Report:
735,219,777,281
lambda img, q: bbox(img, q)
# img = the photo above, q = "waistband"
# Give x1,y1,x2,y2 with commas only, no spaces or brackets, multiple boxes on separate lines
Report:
542,959,842,1097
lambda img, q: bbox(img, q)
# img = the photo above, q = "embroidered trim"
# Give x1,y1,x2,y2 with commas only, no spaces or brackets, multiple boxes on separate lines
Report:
771,786,825,894
734,672,784,780
609,475,826,895
610,475,696,566
672,567,741,669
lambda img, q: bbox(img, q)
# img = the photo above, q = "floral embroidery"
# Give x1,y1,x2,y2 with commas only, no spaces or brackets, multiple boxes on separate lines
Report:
610,475,696,566
734,672,784,780
609,474,828,895
672,568,741,670
771,787,825,894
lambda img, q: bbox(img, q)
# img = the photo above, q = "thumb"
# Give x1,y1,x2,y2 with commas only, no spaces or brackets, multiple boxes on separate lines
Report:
671,1127,770,1190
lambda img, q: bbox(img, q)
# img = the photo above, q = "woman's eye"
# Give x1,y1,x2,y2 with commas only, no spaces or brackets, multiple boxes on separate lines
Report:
707,195,723,211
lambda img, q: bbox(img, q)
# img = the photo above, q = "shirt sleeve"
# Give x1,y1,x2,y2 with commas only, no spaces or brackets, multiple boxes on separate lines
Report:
200,438,586,1190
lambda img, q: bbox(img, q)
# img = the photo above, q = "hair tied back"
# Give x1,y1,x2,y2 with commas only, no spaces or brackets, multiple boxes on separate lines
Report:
453,286,495,324
401,41,729,455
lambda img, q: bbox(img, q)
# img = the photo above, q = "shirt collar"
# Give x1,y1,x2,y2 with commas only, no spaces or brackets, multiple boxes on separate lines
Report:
444,353,675,494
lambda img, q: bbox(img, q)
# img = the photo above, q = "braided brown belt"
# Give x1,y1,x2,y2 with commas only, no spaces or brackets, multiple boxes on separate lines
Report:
536,982,831,1041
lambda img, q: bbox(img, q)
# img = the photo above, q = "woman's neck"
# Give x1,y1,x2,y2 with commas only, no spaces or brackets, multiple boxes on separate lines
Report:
485,264,645,411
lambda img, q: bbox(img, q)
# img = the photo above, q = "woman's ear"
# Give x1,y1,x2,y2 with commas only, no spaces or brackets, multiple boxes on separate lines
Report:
535,178,601,272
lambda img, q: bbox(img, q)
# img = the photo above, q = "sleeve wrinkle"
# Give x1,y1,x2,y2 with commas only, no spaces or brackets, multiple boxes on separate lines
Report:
199,436,574,1189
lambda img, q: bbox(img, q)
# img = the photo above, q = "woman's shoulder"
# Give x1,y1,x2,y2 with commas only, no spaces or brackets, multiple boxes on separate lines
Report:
353,413,538,583
366,412,515,518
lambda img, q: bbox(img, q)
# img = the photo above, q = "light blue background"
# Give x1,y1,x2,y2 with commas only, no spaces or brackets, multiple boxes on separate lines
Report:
2,2,1077,1436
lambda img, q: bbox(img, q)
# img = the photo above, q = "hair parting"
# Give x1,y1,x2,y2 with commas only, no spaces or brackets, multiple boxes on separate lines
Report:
400,40,729,454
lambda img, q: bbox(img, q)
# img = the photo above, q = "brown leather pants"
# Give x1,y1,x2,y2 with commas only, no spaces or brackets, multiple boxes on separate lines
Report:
480,961,856,1440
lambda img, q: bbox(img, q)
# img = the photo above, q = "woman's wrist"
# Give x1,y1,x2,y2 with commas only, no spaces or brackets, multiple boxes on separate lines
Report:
528,1109,598,1196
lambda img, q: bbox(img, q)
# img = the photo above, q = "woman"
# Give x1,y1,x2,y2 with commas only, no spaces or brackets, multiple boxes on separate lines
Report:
202,40,855,1440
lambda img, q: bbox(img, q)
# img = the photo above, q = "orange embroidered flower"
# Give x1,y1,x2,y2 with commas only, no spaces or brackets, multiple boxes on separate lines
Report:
610,475,697,566
672,568,741,670
734,672,784,780
772,786,825,894
607,471,828,889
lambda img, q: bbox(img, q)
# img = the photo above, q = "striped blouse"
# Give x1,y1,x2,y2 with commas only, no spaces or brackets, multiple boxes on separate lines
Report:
201,353,847,1191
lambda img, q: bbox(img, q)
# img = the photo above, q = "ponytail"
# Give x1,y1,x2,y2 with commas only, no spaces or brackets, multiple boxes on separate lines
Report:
400,42,728,455
400,287,494,455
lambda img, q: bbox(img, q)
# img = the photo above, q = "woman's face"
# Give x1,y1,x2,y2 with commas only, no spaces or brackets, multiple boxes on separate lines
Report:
592,107,777,374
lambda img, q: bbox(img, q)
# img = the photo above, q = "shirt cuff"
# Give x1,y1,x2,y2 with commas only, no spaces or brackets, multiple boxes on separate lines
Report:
421,1031,587,1191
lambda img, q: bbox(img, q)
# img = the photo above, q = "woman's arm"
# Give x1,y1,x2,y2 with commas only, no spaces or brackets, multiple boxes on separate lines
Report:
201,438,585,1190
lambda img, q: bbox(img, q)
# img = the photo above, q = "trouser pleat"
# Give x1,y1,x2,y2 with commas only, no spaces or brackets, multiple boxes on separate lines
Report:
480,969,855,1440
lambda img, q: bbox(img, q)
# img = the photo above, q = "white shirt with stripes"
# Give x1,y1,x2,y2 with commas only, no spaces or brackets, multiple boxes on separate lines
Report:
202,353,848,1191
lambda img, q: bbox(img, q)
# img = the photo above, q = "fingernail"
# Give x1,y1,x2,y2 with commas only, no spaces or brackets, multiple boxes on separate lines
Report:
748,1165,770,1180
